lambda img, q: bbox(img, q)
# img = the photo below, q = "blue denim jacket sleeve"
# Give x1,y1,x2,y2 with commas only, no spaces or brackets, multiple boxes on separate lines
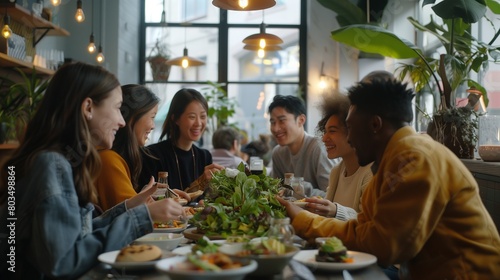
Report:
15,151,153,279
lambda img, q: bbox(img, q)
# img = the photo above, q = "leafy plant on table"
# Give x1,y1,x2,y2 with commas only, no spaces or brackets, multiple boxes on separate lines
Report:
191,163,286,237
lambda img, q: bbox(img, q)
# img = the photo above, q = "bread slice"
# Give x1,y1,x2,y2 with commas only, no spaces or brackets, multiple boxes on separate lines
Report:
115,244,162,262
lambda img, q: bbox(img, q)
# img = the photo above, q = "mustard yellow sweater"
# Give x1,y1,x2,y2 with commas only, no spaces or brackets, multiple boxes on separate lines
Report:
292,126,500,279
95,149,137,211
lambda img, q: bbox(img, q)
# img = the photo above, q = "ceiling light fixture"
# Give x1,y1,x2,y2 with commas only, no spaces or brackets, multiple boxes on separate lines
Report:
87,0,95,53
51,0,61,6
160,0,166,23
75,0,85,23
166,3,205,68
212,0,276,11
243,22,283,47
96,0,104,63
2,12,12,39
96,45,105,63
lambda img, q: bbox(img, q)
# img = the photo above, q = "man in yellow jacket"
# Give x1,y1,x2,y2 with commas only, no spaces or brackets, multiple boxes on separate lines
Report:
278,74,500,279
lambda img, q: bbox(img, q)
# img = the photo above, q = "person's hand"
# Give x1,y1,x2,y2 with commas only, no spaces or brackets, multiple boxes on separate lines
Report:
304,197,337,217
202,163,225,181
276,196,304,221
173,189,191,202
147,198,185,222
125,177,156,209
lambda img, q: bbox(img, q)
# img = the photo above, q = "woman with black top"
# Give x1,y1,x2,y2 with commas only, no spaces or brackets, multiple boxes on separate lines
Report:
139,88,224,193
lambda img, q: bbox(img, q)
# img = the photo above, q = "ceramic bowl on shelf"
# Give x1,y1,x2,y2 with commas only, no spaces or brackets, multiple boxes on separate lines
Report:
478,145,500,162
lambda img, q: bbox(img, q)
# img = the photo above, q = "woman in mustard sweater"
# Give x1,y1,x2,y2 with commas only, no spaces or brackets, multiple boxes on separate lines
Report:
95,84,189,211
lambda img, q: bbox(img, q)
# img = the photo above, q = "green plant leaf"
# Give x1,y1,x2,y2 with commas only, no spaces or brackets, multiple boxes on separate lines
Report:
431,0,487,24
331,24,422,59
486,0,500,14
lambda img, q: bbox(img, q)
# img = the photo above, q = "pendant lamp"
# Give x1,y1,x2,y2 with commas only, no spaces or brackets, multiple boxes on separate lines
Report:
212,0,276,11
166,47,205,68
166,9,205,69
2,12,12,39
243,22,283,48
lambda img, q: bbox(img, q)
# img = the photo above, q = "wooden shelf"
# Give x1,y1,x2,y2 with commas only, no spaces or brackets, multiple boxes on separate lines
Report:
0,3,69,37
0,52,54,75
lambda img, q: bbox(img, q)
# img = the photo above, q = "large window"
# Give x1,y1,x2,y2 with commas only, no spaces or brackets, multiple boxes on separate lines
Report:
141,0,304,145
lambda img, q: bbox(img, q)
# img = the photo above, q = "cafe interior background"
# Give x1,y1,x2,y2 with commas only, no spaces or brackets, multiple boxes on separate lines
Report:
1,0,500,150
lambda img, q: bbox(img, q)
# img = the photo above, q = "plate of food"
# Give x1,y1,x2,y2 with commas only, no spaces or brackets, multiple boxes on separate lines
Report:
182,227,226,241
98,244,171,270
292,237,377,271
153,220,188,233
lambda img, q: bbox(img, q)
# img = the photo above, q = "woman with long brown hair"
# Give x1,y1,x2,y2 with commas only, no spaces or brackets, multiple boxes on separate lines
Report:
0,63,184,279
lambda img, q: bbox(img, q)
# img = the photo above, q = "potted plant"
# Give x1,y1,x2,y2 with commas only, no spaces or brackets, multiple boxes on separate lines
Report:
326,0,500,158
0,68,49,142
147,39,171,81
200,81,238,134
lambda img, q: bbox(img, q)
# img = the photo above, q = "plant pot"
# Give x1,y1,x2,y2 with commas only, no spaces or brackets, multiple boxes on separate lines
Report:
147,56,171,81
427,116,475,159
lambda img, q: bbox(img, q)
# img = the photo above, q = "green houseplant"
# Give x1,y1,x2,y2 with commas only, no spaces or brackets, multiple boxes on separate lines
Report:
147,39,171,81
327,0,500,158
0,68,49,142
199,81,238,133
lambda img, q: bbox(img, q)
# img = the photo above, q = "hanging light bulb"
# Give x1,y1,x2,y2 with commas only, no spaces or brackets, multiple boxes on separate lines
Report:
2,14,12,39
166,47,205,68
257,48,265,58
51,0,61,6
181,57,189,68
96,45,105,63
87,33,96,53
238,0,248,9
75,0,85,23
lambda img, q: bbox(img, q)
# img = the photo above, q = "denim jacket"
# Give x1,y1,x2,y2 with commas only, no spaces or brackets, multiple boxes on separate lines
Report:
0,151,153,279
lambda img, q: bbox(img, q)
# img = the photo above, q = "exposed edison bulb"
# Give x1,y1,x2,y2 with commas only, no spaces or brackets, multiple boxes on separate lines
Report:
319,75,327,89
75,9,85,22
238,0,248,9
181,58,189,68
96,46,105,63
51,0,61,6
75,0,85,23
88,34,96,53
2,24,12,39
259,38,266,49
88,42,96,53
257,48,265,58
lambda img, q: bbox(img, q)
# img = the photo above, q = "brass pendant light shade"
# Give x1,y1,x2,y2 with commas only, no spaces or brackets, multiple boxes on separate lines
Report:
212,0,276,11
166,47,205,68
243,44,282,51
242,22,283,46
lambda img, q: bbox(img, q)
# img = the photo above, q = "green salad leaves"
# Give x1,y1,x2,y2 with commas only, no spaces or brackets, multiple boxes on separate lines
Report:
191,163,286,237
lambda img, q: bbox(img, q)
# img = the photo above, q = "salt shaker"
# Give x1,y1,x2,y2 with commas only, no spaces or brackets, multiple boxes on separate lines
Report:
283,173,294,197
267,217,295,246
153,171,168,200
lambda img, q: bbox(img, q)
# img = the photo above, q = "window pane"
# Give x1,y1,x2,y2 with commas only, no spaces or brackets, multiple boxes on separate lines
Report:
229,28,299,82
227,84,300,141
146,0,219,23
145,27,218,82
227,0,300,25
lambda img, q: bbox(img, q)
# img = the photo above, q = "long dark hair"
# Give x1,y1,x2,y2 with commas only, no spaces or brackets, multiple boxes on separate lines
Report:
1,62,120,206
114,84,159,190
159,88,208,145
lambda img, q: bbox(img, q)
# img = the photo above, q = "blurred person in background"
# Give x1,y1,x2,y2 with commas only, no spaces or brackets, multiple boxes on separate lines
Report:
210,126,248,169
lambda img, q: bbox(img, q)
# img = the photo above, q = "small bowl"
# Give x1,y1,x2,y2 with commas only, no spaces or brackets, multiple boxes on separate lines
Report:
156,255,257,280
134,233,183,251
218,242,300,276
478,145,500,162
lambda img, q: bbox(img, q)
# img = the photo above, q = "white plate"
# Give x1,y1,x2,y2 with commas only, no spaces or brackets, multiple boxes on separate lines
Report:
98,250,161,270
293,250,377,271
153,224,188,233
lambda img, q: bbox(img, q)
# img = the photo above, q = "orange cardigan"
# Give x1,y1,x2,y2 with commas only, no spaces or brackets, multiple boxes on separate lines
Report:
95,149,137,211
